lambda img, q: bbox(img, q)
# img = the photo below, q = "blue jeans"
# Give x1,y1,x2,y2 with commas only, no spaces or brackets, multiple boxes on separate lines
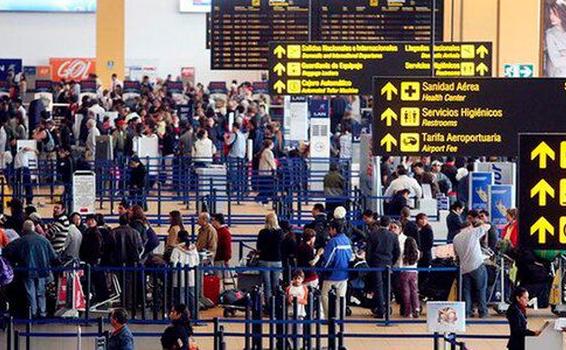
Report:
258,260,282,305
24,277,47,317
462,264,488,317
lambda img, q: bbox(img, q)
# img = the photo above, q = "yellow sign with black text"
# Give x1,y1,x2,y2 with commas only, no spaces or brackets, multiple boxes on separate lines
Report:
268,42,493,95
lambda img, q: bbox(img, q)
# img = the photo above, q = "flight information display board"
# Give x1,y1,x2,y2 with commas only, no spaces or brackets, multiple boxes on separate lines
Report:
211,0,443,70
312,0,443,42
211,0,310,70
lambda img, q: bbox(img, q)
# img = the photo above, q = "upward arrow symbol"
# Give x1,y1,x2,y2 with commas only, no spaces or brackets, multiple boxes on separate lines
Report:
380,108,398,126
530,179,555,206
476,63,489,76
273,45,286,59
380,82,398,101
531,141,555,169
476,45,489,59
530,217,554,244
273,63,286,77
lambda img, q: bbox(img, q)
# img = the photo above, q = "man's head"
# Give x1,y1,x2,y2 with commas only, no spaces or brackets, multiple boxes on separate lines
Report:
303,228,316,246
431,160,443,173
362,209,375,225
467,210,482,227
389,220,402,235
312,203,325,217
22,220,35,235
53,201,65,218
379,216,391,228
231,122,240,133
329,163,339,172
450,201,464,215
117,200,130,216
198,212,210,226
110,308,129,330
211,213,225,229
118,214,129,226
328,220,343,238
412,162,424,175
479,210,490,223
397,188,411,199
416,213,428,228
396,165,407,176
86,214,97,228
400,207,411,219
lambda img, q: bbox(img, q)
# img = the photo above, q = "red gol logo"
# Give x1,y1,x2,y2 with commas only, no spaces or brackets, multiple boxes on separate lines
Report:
50,58,96,81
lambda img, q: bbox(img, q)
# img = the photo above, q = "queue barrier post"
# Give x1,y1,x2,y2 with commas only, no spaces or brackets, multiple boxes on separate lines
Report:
244,304,251,350
213,317,220,350
328,317,337,350
338,296,346,349
304,288,314,350
194,265,201,323
85,264,91,322
25,308,31,350
6,315,13,350
458,267,463,301
157,181,162,227
140,264,147,320
13,330,19,350
269,295,276,350
386,266,392,326
292,296,299,350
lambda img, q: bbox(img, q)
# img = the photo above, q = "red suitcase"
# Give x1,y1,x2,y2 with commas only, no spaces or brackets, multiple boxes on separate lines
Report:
203,274,221,305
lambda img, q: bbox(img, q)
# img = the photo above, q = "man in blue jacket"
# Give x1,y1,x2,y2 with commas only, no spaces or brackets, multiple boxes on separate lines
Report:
4,220,57,318
321,220,353,319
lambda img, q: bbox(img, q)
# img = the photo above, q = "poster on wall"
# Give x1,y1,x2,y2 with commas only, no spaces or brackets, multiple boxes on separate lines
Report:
0,0,96,12
488,184,514,231
180,0,211,13
0,59,23,81
543,0,566,77
468,172,494,211
125,59,158,82
50,58,95,81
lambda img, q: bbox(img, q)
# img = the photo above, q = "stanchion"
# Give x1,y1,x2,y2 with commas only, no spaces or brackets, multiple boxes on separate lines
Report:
140,264,147,320
338,296,346,349
97,317,104,337
315,293,321,350
131,265,138,319
25,308,31,350
194,265,201,323
120,264,126,307
433,332,440,350
244,305,251,350
157,181,162,227
458,268,463,301
85,264,91,322
152,270,158,320
328,318,337,350
386,266,392,326
251,287,263,350
304,289,314,350
6,315,13,350
14,330,19,350
282,287,288,350
269,295,276,350
213,318,220,350
328,288,337,350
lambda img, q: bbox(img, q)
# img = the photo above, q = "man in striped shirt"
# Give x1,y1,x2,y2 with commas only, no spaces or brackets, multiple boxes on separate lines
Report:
47,201,70,255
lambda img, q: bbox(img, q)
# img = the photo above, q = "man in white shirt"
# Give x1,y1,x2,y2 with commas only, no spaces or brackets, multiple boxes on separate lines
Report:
111,73,123,93
384,165,423,199
88,101,106,123
453,210,490,318
85,119,100,161
15,98,28,135
14,147,35,204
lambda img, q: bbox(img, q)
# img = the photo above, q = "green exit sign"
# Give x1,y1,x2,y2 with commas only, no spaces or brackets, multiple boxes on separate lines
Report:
504,64,534,78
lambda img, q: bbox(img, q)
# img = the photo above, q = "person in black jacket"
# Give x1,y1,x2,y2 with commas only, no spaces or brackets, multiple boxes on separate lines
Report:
256,213,284,306
416,213,434,268
446,201,465,243
128,155,146,208
366,216,400,319
161,304,194,350
386,189,410,217
304,203,328,250
506,287,540,350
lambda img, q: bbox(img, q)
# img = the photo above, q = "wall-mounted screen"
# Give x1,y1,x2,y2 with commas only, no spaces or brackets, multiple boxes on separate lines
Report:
180,0,211,13
0,0,96,12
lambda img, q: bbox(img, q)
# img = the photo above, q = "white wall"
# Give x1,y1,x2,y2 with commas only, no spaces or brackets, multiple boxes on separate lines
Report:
0,12,96,65
125,0,262,84
0,0,263,85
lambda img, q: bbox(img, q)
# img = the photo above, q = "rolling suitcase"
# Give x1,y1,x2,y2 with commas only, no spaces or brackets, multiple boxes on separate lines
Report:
203,274,221,305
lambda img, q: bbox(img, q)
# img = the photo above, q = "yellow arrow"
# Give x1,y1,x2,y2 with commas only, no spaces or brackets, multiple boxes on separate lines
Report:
380,82,398,101
380,133,397,152
530,216,554,244
380,108,398,127
273,63,286,77
476,63,489,76
273,45,286,59
530,179,555,206
531,141,556,169
273,80,286,94
476,45,489,59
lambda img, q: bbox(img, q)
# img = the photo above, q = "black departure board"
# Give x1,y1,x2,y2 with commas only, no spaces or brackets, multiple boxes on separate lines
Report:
313,0,443,42
211,0,310,70
211,0,443,70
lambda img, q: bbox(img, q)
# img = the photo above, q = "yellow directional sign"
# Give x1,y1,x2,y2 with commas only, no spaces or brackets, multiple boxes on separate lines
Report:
476,63,489,76
274,45,286,59
273,63,286,77
530,217,554,244
561,141,566,169
273,80,286,94
381,82,398,101
476,45,489,59
520,134,566,249
531,141,555,169
380,108,398,127
530,179,555,206
380,133,397,152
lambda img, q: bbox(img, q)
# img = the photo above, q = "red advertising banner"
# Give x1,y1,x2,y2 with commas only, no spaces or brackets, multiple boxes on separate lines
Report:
50,58,96,81
37,65,52,79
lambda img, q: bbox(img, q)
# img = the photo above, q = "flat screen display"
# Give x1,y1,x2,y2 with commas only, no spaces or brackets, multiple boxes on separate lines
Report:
0,0,96,12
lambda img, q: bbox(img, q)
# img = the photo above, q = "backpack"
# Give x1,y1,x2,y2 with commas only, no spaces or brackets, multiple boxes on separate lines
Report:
0,256,14,287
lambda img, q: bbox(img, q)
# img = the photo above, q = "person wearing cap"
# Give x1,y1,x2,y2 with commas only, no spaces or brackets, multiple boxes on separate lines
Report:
431,160,452,195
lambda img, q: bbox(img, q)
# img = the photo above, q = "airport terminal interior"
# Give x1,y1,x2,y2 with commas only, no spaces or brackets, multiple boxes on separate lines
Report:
1,0,566,349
